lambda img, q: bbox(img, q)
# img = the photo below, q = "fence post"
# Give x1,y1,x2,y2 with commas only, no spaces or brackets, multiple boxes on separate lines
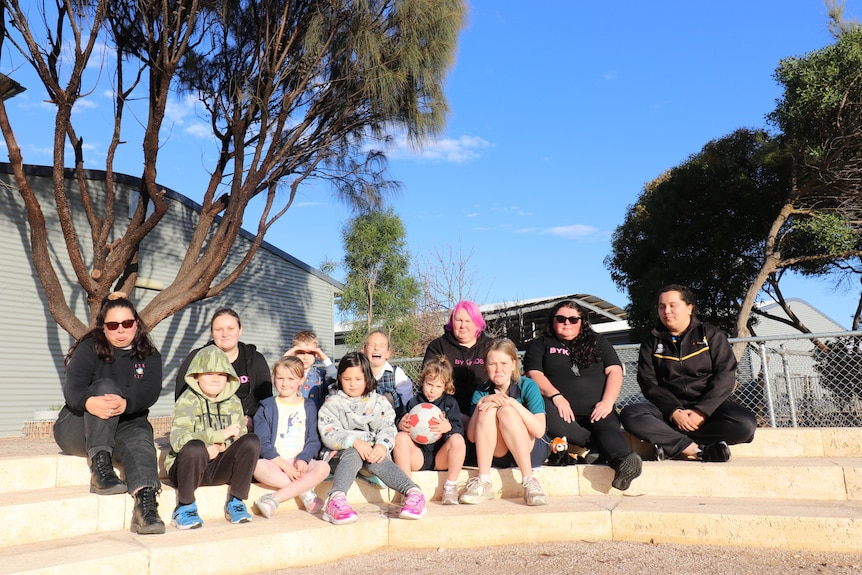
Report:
759,343,777,428
779,344,798,428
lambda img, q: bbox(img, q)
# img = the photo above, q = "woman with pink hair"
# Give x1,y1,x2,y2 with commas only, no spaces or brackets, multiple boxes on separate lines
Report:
422,301,493,421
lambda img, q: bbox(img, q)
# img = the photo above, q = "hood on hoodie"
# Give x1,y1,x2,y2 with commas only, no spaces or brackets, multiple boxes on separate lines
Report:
184,346,241,402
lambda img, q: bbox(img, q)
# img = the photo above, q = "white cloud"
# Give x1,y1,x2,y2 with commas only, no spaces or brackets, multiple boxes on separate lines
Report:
544,225,600,239
184,122,212,139
386,134,491,164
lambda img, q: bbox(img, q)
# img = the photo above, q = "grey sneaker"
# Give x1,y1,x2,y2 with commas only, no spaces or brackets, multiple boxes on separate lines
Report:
441,483,460,505
459,477,493,505
522,475,547,506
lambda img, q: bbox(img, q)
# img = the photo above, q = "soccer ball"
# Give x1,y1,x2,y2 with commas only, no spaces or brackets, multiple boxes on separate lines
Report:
407,402,444,445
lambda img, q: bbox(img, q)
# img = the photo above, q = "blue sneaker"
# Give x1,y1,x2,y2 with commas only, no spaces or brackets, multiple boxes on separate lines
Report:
225,496,251,524
171,502,203,530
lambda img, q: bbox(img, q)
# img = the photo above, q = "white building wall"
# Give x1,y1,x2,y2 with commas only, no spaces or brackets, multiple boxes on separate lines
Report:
0,164,340,436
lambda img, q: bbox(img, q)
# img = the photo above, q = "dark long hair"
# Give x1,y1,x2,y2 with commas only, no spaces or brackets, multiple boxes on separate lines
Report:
335,352,377,396
542,300,600,369
65,294,157,366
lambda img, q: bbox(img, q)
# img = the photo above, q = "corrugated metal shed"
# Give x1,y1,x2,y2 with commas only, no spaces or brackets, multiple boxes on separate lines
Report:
0,164,341,436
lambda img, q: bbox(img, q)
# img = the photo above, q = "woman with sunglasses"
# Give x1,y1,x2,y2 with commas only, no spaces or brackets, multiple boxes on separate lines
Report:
523,300,642,491
54,292,165,534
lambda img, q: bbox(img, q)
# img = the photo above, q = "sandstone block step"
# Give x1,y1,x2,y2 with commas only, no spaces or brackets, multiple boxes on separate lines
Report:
3,495,861,575
3,456,860,550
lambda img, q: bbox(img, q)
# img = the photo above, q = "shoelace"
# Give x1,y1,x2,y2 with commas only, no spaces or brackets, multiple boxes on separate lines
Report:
403,493,423,508
329,497,352,514
94,456,114,475
465,477,484,493
227,499,245,514
139,488,158,511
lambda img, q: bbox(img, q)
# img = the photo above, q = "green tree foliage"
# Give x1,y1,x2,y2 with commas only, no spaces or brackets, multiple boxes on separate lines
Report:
734,26,862,338
0,0,464,336
337,209,420,354
606,129,790,337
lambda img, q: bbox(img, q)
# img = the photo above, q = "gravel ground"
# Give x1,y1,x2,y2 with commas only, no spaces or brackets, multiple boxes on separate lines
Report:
261,541,862,575
6,437,861,574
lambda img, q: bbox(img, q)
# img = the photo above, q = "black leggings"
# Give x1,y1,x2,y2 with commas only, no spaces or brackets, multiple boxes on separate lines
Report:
544,398,630,462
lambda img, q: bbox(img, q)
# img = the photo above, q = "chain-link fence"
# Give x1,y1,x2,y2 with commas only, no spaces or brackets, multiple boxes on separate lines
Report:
392,331,862,428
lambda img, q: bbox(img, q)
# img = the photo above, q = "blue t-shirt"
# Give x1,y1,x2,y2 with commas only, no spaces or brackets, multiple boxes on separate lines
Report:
470,376,545,415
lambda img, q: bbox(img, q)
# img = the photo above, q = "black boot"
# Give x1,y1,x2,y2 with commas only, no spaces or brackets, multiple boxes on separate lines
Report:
130,487,166,534
89,450,127,495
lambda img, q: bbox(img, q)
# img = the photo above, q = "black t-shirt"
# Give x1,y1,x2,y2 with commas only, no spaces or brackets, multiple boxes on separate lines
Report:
523,333,621,415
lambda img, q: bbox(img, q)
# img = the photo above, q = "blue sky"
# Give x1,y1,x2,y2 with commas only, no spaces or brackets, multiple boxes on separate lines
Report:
4,1,862,329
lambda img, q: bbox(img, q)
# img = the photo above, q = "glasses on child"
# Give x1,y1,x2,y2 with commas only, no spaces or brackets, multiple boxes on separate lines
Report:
104,319,136,331
553,315,581,325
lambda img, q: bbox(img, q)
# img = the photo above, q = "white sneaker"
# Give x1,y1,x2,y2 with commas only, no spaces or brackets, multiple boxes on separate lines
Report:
441,482,459,505
523,476,547,506
459,477,493,505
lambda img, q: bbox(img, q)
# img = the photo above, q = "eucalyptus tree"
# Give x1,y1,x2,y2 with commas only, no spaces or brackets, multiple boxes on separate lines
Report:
0,0,464,337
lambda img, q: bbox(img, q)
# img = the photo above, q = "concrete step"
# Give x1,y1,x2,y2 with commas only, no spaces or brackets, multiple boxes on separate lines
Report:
2,456,860,550
2,495,861,575
1,427,858,495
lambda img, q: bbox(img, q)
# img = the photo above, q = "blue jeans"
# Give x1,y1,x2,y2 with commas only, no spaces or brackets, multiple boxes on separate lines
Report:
53,378,160,493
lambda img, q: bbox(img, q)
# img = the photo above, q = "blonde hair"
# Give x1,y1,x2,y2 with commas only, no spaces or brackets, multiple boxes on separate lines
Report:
292,330,319,348
419,355,455,395
486,337,520,384
272,355,306,381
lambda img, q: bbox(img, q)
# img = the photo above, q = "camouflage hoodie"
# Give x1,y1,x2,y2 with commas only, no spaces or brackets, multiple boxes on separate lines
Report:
165,346,247,472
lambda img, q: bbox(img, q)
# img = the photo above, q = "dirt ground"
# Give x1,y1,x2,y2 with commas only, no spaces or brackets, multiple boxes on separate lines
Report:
260,540,862,575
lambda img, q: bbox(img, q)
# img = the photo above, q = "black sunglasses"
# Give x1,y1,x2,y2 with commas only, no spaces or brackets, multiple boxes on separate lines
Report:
553,315,581,325
104,319,136,331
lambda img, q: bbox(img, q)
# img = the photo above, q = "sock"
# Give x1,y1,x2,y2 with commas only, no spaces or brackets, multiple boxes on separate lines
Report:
522,475,533,485
444,480,457,488
532,467,541,475
479,474,490,484
406,487,421,495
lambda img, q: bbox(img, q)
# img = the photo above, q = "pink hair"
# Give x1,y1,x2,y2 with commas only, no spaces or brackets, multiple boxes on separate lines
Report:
444,300,486,338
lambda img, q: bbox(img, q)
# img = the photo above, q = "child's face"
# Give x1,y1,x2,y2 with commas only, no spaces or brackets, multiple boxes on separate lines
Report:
485,350,515,390
339,366,368,398
294,342,317,371
361,333,391,370
273,365,302,398
196,372,229,400
422,376,445,402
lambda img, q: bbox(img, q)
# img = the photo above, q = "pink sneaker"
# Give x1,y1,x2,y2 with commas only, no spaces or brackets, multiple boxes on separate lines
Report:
398,491,426,520
323,493,358,525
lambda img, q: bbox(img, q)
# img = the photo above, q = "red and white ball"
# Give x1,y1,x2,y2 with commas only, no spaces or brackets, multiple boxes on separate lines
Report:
407,402,444,445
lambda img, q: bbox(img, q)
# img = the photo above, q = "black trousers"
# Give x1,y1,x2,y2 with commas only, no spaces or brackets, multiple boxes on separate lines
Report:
53,378,160,493
168,434,261,505
544,398,631,462
620,400,757,459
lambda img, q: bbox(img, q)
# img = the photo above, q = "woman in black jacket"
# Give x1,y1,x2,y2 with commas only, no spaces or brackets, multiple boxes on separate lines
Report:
620,285,757,462
54,293,165,534
175,308,271,430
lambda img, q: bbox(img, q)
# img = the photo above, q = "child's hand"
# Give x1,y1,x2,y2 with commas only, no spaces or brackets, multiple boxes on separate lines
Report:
429,415,452,434
294,459,308,477
207,444,222,460
353,439,373,461
398,414,412,433
223,423,241,440
366,444,387,464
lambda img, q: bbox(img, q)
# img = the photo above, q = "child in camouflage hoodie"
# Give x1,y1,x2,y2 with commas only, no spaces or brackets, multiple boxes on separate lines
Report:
166,346,261,529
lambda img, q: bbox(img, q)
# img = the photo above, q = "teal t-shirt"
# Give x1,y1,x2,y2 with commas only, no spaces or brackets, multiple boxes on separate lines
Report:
470,376,545,415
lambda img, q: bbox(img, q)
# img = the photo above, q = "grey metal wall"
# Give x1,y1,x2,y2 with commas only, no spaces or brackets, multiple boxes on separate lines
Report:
0,164,340,437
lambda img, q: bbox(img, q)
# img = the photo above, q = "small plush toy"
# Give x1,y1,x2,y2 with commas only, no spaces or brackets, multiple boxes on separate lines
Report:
546,436,577,466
